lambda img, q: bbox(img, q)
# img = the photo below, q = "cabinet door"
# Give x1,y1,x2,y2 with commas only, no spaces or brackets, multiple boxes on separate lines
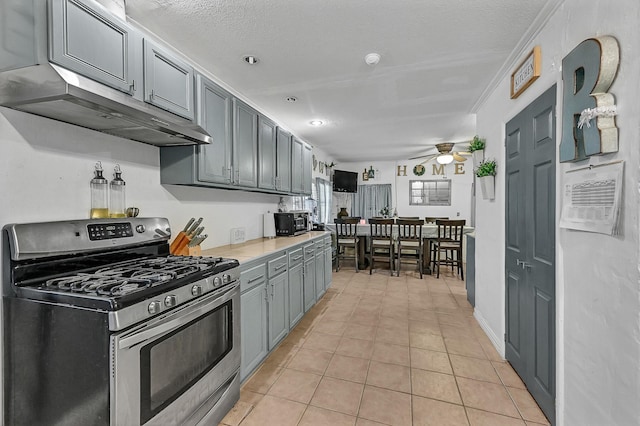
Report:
315,245,325,300
241,284,268,380
302,143,313,195
291,137,304,193
289,262,304,328
49,0,136,94
143,38,195,120
233,99,258,187
258,116,277,190
324,246,333,291
303,257,316,312
196,75,233,184
275,128,292,193
268,272,289,349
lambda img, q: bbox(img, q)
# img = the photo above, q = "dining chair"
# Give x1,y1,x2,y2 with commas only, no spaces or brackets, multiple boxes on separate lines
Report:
368,218,395,275
424,216,448,224
334,217,361,272
431,219,466,279
395,218,424,278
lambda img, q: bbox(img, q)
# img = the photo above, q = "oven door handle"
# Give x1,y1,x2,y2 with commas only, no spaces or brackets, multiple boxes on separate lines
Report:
117,282,238,350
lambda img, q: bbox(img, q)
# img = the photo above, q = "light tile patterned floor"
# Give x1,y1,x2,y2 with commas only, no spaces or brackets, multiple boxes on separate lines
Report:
221,267,551,426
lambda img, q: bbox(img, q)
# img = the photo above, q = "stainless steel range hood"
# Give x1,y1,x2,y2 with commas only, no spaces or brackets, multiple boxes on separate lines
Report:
0,62,211,146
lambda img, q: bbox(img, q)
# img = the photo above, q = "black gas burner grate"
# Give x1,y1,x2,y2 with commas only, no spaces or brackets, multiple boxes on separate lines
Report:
43,256,226,297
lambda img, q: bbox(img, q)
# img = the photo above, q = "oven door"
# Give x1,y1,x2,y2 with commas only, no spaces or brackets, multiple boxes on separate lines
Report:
110,282,240,426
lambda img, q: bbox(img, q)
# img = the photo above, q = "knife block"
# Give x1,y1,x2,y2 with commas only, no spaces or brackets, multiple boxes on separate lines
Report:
175,245,202,256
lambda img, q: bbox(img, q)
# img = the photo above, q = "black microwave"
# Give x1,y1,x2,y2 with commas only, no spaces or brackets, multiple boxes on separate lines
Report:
274,212,309,236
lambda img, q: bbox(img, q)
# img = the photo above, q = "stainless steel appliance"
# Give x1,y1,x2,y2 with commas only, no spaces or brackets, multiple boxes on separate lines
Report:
2,217,240,426
274,211,309,236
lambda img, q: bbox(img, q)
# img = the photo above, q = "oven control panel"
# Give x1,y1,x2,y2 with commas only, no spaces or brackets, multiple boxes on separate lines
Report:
87,223,133,240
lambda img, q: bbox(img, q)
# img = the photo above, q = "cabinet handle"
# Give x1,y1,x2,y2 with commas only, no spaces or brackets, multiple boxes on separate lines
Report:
150,117,169,127
248,274,265,284
150,89,155,99
292,255,303,261
275,263,286,271
129,80,136,93
270,283,274,298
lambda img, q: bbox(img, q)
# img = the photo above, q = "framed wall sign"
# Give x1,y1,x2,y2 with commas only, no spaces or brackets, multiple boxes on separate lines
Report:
511,46,541,99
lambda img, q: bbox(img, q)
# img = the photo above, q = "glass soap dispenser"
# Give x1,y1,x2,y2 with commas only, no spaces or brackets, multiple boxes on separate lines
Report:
90,161,109,218
109,164,126,218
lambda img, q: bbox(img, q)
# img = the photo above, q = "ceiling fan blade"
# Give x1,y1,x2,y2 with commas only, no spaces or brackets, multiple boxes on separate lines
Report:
420,154,438,164
408,152,436,160
452,152,467,162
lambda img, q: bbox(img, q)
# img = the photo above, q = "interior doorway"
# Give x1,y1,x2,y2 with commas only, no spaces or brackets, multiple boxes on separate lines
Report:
504,85,556,424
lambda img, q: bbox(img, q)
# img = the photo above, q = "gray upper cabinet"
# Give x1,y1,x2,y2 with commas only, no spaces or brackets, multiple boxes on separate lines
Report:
49,0,137,95
143,38,195,120
276,128,292,193
302,143,313,195
291,137,304,193
197,74,233,185
258,116,277,190
233,99,259,188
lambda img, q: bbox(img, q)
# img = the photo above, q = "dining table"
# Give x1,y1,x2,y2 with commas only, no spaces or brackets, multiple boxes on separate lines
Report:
325,222,475,274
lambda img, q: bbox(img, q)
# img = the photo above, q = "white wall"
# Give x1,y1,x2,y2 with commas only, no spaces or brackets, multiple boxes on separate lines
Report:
474,1,640,425
335,160,473,222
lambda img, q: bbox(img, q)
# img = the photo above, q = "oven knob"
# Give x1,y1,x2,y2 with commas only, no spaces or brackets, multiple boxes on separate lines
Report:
213,276,222,287
223,274,231,284
191,285,203,297
164,295,177,307
148,301,161,315
136,225,146,233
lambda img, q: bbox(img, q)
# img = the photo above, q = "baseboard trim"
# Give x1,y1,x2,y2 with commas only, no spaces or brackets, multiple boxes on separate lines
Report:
474,309,506,358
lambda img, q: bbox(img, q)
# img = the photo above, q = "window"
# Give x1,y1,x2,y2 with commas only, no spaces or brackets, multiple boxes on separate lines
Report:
316,178,332,224
409,180,451,206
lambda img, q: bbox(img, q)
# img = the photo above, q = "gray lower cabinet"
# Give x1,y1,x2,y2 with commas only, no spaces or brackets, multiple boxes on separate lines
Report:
258,116,277,190
233,99,259,188
49,0,137,95
315,240,325,300
240,264,268,380
324,243,332,292
143,38,195,120
303,243,316,312
288,248,305,328
275,128,292,193
267,254,289,349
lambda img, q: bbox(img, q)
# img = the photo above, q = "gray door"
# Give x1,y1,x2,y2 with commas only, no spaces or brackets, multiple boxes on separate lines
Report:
258,116,277,190
505,84,556,424
276,128,292,192
233,99,258,187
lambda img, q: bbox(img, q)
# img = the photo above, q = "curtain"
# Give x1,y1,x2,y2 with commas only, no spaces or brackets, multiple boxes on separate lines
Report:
351,184,392,219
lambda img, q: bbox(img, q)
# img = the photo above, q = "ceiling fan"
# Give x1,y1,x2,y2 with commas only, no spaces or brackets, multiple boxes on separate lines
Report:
409,142,471,164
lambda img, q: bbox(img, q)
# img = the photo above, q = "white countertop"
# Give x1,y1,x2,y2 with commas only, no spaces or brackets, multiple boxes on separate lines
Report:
201,231,331,264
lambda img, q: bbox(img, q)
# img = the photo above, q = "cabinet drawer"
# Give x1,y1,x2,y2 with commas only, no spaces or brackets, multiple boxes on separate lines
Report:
268,254,288,277
303,243,315,260
289,248,304,266
241,263,266,292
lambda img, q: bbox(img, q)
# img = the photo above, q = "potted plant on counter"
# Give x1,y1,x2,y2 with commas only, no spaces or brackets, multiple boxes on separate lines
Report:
469,135,486,167
475,158,497,200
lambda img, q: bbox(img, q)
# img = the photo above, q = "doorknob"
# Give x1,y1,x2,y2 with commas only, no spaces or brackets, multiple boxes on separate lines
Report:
516,259,532,270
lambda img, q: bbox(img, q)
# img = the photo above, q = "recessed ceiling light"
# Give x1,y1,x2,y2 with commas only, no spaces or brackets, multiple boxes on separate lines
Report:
286,96,298,102
243,55,259,65
309,120,324,126
364,52,381,66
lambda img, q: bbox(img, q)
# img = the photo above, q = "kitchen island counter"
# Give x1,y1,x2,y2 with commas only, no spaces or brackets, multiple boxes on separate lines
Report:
201,231,331,264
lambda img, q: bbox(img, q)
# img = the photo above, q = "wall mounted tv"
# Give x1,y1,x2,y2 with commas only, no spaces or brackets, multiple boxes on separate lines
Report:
333,169,358,193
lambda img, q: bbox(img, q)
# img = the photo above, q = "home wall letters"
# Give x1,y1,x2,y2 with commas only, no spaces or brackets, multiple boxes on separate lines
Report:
559,36,619,162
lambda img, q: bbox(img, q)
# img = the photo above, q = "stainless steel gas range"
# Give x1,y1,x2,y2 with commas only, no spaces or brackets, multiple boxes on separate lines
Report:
2,217,240,426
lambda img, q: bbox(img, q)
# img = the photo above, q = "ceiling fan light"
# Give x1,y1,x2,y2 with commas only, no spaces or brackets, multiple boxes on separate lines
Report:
436,154,454,164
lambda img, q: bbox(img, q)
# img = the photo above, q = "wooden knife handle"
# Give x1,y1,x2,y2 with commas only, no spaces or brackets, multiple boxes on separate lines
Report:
169,231,187,254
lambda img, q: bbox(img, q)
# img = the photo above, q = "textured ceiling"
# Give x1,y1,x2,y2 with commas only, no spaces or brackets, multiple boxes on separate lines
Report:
124,0,550,161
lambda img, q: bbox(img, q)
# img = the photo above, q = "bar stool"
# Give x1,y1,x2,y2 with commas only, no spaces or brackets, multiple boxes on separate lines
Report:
334,217,361,272
431,219,465,279
368,218,395,275
395,219,424,278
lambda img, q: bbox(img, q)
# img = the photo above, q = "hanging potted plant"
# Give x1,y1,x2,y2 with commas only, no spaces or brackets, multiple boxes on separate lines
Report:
475,158,497,200
469,135,486,167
